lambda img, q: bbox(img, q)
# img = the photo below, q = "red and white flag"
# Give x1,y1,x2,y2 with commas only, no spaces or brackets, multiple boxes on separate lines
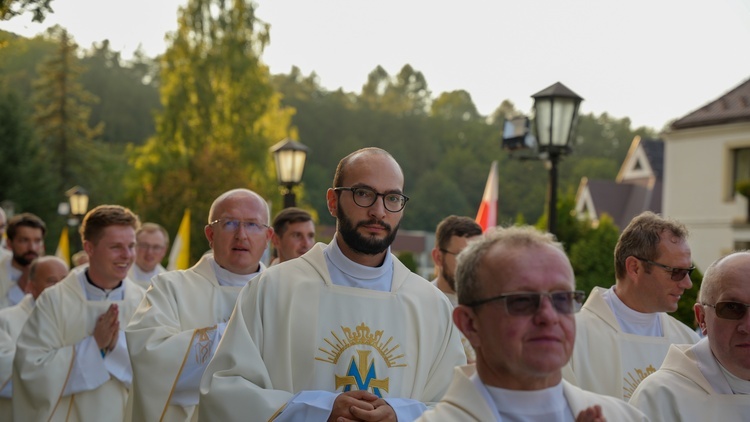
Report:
475,161,498,232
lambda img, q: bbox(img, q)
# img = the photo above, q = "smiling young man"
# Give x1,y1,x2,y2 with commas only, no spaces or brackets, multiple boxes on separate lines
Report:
630,250,750,419
417,226,645,421
126,188,272,422
563,211,700,399
13,205,145,422
200,147,465,422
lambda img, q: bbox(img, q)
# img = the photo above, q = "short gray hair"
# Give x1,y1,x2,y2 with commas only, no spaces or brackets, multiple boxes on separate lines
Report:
455,225,564,305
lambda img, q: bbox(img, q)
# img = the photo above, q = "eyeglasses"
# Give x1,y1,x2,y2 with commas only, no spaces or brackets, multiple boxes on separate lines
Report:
466,291,585,316
633,256,695,281
333,187,409,213
703,302,750,320
136,243,166,252
209,219,270,233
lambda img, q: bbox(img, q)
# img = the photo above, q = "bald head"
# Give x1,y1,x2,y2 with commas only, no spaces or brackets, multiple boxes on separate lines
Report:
28,256,69,299
208,189,270,225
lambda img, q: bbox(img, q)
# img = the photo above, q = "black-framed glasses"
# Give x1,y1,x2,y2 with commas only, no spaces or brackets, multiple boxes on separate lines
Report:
703,302,750,320
333,187,409,212
633,256,695,281
466,291,585,316
208,219,270,233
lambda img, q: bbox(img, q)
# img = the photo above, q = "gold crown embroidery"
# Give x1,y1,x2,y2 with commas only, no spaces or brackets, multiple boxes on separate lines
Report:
316,322,406,368
623,364,657,399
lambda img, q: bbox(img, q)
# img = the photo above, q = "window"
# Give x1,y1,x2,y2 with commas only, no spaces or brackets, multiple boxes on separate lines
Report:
731,147,750,198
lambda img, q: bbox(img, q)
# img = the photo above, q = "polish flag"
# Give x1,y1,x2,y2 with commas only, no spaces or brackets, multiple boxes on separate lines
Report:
475,161,498,232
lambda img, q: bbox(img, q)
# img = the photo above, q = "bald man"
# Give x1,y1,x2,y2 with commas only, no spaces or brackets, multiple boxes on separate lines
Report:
0,257,68,419
126,189,272,422
630,251,750,419
199,148,465,422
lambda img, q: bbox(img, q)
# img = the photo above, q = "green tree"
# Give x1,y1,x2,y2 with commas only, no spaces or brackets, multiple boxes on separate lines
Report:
1,0,54,22
431,90,480,121
128,0,294,265
569,213,619,294
32,26,103,197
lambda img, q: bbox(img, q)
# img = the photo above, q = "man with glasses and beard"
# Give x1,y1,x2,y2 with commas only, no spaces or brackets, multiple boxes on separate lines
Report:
0,213,46,310
126,189,272,421
563,211,700,399
630,250,750,420
417,226,645,422
200,147,465,422
431,215,482,363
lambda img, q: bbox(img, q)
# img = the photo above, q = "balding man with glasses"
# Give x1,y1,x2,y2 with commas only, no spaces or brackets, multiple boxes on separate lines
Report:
200,148,465,422
417,225,646,422
630,250,750,420
563,211,700,400
126,188,272,422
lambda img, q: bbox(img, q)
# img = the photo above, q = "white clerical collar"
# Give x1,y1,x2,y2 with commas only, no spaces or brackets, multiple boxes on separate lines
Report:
8,284,25,306
79,269,124,301
431,278,458,307
6,258,22,282
604,286,663,336
479,375,573,421
323,236,392,292
131,264,161,282
210,255,264,287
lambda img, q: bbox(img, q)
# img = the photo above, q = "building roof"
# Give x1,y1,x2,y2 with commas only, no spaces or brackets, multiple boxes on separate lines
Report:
672,77,750,130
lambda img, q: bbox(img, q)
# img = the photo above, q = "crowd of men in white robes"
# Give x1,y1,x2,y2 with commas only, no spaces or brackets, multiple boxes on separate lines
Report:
0,147,748,421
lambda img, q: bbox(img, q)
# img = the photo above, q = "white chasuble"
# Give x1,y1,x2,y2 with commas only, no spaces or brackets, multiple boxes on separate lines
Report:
199,243,466,422
126,254,245,422
12,271,144,422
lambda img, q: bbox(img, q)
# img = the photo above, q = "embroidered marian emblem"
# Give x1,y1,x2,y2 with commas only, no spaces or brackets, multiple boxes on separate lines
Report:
316,322,406,397
623,364,657,399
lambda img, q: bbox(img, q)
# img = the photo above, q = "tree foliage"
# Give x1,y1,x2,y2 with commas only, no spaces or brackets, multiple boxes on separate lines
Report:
127,0,295,264
0,0,54,22
32,26,103,197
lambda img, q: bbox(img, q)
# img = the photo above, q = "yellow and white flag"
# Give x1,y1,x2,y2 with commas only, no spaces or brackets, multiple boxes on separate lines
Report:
55,226,70,267
167,209,191,270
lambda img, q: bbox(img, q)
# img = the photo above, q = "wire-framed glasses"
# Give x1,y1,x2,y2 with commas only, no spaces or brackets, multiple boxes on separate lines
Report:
465,291,585,316
633,256,695,281
209,219,269,233
703,302,750,320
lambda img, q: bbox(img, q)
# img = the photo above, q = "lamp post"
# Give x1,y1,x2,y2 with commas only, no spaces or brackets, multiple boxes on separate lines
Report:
270,138,310,208
62,186,89,252
531,82,583,236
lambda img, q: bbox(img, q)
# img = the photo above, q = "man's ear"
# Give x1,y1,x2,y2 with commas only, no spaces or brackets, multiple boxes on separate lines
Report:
326,188,337,217
431,247,442,268
694,303,707,336
453,305,481,348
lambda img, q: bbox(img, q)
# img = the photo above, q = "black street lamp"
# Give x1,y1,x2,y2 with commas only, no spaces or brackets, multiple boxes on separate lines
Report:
270,138,310,208
531,82,583,236
59,186,89,253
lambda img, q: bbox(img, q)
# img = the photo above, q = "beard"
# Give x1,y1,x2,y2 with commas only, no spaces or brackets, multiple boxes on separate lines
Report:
441,259,456,292
337,206,399,255
13,251,39,267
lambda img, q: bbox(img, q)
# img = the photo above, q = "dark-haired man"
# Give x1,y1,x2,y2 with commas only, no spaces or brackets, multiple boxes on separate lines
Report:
270,207,315,265
431,215,482,362
0,213,46,310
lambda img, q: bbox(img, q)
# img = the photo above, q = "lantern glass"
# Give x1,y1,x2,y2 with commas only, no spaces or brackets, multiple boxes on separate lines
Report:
69,192,89,216
274,148,307,185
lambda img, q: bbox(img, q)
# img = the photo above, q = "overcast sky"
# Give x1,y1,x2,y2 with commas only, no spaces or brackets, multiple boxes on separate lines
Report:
3,0,750,130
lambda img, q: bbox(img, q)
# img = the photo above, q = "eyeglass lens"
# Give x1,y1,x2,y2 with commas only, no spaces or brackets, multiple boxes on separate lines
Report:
669,269,690,281
505,292,584,316
216,219,266,233
350,188,406,212
713,302,750,320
